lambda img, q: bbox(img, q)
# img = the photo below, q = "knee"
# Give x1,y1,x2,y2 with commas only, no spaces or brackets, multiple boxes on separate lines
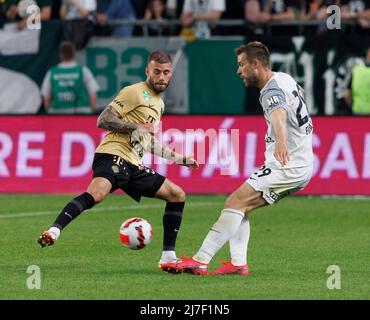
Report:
244,205,254,214
224,194,263,214
224,192,248,214
224,196,233,209
224,193,238,209
170,186,186,203
87,178,112,204
90,190,107,204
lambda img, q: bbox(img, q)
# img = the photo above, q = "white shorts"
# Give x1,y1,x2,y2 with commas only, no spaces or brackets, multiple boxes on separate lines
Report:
247,164,313,204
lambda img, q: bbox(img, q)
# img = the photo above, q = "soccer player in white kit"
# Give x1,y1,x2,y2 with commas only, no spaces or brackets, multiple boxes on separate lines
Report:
169,41,314,275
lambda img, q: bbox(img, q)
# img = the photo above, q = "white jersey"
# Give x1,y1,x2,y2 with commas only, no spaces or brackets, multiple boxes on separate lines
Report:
259,72,314,169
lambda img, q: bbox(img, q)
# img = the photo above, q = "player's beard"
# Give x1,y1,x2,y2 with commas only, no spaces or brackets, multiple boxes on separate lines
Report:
148,79,169,94
244,74,259,88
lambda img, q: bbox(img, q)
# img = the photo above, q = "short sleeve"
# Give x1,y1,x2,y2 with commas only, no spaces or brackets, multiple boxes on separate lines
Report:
261,88,288,115
83,66,100,93
182,0,191,13
41,70,51,97
109,86,138,117
212,0,226,12
85,0,97,12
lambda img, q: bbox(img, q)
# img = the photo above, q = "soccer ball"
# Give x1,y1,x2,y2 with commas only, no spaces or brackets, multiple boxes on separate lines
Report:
119,217,153,250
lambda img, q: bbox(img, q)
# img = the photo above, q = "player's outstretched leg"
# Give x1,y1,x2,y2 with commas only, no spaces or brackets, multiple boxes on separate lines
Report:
180,208,245,275
178,182,267,275
154,179,186,273
37,192,96,247
37,177,111,247
210,217,250,276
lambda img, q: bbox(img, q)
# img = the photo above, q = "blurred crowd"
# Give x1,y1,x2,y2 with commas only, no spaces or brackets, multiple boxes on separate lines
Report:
0,0,369,38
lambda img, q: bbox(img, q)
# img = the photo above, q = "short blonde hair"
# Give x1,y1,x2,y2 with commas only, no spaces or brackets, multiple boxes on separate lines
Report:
148,51,172,64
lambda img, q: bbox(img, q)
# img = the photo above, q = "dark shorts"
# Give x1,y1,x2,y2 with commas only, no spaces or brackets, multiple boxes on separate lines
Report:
92,153,166,202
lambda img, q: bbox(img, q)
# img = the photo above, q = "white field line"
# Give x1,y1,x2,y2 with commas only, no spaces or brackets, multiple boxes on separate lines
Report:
306,195,370,200
0,201,224,219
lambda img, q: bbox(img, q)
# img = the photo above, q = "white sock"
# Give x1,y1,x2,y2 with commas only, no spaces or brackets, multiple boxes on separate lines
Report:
193,209,244,264
229,217,250,266
160,250,177,262
48,227,61,240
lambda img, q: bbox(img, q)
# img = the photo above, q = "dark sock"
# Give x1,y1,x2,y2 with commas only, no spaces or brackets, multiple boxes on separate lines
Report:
52,192,95,230
163,202,185,251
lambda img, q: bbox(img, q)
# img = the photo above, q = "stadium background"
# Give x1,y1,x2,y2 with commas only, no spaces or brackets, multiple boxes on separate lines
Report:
0,0,369,301
1,0,370,196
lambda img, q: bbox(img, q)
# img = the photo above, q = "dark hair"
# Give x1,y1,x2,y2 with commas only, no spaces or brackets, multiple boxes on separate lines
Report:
147,51,172,64
235,41,270,68
60,41,76,61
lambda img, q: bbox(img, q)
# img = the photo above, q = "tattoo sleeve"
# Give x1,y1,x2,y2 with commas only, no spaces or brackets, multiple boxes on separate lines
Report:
149,137,184,163
97,105,137,133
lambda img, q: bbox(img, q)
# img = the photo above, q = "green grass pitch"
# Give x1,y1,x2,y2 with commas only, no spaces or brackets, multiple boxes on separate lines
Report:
0,194,369,300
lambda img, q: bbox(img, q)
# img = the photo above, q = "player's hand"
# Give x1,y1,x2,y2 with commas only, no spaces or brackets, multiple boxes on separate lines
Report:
180,155,199,170
274,141,290,167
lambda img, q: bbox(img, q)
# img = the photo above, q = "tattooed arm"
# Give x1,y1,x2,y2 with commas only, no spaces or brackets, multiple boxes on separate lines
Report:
149,137,199,169
97,105,138,133
97,105,157,134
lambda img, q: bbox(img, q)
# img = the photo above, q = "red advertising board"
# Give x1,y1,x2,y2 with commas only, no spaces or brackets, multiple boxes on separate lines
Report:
0,116,369,195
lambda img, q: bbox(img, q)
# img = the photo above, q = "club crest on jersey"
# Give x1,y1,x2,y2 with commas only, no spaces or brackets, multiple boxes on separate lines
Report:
142,90,152,102
111,165,119,174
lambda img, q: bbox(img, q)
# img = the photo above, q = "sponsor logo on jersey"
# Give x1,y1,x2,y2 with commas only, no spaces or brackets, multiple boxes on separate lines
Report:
113,99,124,108
269,191,280,201
267,96,280,106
